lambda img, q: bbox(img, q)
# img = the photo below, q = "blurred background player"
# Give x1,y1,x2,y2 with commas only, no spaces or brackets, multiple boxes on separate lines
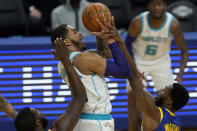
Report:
50,13,132,131
125,0,188,90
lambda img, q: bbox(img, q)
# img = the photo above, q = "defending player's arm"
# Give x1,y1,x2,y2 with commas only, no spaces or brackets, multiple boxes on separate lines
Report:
51,38,87,131
106,16,161,130
0,94,17,120
171,18,188,83
117,40,161,130
128,77,160,130
127,88,141,131
114,28,161,131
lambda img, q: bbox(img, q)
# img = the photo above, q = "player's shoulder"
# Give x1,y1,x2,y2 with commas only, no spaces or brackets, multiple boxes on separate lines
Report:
82,51,100,56
52,4,66,14
165,11,174,17
74,51,101,63
128,11,148,30
165,11,177,24
128,13,144,36
131,14,141,25
164,12,178,24
170,16,181,34
134,11,149,21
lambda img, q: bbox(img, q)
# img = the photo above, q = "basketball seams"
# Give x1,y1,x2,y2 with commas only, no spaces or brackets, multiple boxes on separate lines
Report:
84,7,98,31
82,3,110,32
92,4,103,31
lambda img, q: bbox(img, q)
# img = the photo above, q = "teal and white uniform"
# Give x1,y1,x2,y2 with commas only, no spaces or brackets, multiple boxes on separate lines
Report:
58,52,114,131
132,11,175,90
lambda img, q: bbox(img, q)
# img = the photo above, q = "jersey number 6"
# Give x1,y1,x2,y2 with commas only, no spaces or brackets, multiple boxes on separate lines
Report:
145,45,158,55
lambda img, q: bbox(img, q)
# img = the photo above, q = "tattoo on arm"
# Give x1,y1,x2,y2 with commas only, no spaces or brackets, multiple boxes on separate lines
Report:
96,37,112,58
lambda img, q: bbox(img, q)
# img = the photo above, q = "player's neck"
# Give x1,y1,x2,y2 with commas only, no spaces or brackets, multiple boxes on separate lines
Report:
69,46,81,53
149,14,165,28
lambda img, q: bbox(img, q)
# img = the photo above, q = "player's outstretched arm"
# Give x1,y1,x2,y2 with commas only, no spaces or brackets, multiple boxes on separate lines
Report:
171,18,188,83
128,76,160,130
115,33,161,130
111,23,161,130
51,38,87,131
98,13,161,130
127,87,141,131
109,29,160,130
0,93,17,120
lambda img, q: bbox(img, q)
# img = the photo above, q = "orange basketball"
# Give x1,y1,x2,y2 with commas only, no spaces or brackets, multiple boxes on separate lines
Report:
82,3,111,32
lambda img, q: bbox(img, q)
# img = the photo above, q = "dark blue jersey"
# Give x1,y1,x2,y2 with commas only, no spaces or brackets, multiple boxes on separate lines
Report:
141,107,181,131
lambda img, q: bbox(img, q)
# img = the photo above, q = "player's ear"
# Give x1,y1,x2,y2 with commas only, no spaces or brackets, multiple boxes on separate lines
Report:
64,39,72,46
166,97,173,109
35,119,42,127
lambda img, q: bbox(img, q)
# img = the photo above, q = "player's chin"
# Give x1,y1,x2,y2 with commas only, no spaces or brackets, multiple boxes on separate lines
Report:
81,45,87,51
153,12,163,19
79,42,86,51
153,15,162,19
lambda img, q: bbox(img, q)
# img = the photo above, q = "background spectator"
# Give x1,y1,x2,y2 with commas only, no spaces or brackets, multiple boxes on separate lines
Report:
51,0,90,36
21,0,60,36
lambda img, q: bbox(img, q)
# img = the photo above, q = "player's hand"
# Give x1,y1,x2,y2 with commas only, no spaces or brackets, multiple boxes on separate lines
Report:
51,38,70,63
91,12,118,44
175,73,182,83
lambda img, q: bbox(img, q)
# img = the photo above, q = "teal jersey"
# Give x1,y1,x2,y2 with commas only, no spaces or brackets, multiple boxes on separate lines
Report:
133,11,174,66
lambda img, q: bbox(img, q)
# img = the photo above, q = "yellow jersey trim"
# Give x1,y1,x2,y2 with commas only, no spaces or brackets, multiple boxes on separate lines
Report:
141,121,144,131
165,108,175,116
158,107,163,122
141,107,165,131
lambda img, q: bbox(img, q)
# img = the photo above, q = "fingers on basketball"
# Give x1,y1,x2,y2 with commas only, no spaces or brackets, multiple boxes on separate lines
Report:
82,3,112,32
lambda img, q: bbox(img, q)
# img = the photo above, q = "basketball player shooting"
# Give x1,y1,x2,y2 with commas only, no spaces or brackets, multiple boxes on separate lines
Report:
51,5,133,131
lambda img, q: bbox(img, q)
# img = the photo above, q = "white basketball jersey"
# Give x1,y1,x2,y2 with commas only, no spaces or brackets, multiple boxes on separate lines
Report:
58,52,112,114
133,11,174,66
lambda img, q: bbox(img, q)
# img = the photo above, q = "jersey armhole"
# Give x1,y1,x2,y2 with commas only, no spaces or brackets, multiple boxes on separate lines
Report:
157,107,163,122
70,52,81,62
140,13,144,34
168,15,175,37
